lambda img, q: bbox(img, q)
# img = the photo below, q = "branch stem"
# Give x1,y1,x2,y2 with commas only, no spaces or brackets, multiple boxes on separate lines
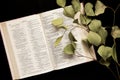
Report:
115,63,120,80
107,67,119,80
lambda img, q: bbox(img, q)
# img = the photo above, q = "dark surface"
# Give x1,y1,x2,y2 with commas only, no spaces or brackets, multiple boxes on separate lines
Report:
0,0,119,80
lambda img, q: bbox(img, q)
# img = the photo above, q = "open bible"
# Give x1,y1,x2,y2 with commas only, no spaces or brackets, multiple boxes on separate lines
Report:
0,8,96,80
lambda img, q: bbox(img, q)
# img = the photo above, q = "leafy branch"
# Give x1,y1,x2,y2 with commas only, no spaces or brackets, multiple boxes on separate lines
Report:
52,0,120,79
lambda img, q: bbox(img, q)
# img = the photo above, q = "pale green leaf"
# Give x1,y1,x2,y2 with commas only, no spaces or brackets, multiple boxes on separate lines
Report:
112,26,119,30
52,18,63,27
73,19,79,24
99,59,110,67
63,6,75,18
54,36,63,46
111,26,120,39
72,42,76,49
85,17,91,25
87,31,101,46
80,14,86,25
98,45,112,61
82,39,91,48
56,0,66,7
89,19,101,32
80,14,91,25
95,0,107,16
85,2,95,16
71,0,80,12
64,44,75,55
68,32,77,41
112,44,118,63
58,25,68,30
98,27,108,44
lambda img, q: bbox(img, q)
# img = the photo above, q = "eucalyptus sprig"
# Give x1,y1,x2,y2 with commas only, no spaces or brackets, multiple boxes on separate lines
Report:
52,0,120,79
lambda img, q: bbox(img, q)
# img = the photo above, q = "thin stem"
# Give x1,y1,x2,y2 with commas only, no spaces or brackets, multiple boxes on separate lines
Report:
115,4,120,13
107,6,115,26
107,4,120,26
113,39,116,46
75,51,95,60
114,4,120,26
113,12,115,26
115,63,120,80
63,30,67,35
113,4,120,26
107,67,119,80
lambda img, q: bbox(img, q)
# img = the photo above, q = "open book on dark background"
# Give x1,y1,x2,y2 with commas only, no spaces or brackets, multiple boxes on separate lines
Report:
0,0,119,80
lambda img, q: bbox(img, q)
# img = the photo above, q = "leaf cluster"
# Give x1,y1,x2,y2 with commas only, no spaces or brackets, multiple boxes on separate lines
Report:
52,0,120,79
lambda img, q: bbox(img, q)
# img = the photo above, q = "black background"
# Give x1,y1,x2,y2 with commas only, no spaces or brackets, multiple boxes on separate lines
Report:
0,0,119,80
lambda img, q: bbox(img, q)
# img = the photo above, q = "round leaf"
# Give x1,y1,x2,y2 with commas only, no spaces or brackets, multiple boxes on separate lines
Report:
52,18,63,27
56,0,66,7
89,19,101,32
95,0,106,16
99,59,110,67
98,45,112,61
71,0,80,13
98,27,108,44
80,14,91,25
64,6,75,18
85,2,95,16
64,44,75,55
87,31,101,46
111,26,120,39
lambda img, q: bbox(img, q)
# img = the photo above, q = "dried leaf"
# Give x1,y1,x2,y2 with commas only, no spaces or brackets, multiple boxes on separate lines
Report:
95,0,106,16
52,18,63,27
82,39,91,48
85,2,95,16
72,42,76,49
80,14,91,25
80,14,86,25
87,31,101,46
98,45,112,61
112,44,118,63
89,19,101,32
68,32,77,41
63,6,75,18
56,0,66,7
54,36,63,46
71,0,80,12
98,27,108,44
73,19,79,24
64,44,75,55
111,26,120,39
58,25,68,30
99,59,110,67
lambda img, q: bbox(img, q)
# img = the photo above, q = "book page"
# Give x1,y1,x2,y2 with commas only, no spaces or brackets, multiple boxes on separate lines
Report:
1,14,53,79
40,8,96,70
0,23,20,79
